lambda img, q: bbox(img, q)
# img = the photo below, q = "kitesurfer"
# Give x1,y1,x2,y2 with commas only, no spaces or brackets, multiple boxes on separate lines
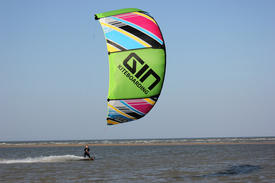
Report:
84,145,91,158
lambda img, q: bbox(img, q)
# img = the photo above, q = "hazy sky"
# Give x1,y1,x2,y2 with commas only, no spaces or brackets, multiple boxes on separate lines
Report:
1,0,275,141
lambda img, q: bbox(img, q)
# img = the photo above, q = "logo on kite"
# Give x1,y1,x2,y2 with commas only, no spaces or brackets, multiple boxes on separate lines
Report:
123,53,161,91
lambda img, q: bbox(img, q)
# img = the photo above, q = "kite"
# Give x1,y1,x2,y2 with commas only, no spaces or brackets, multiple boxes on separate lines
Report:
95,8,166,125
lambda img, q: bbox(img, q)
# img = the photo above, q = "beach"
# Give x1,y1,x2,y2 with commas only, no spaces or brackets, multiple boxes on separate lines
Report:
1,136,275,148
1,141,275,148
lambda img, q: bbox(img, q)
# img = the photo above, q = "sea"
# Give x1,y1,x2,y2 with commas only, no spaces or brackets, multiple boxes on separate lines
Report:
0,137,275,183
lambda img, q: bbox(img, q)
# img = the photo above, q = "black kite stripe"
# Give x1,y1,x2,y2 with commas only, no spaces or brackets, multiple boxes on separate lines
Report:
116,106,143,119
107,39,127,51
108,20,163,49
150,96,159,101
106,118,121,123
119,25,163,49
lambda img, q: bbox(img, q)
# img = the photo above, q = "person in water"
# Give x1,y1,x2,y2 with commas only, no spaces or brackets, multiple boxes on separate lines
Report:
84,145,91,158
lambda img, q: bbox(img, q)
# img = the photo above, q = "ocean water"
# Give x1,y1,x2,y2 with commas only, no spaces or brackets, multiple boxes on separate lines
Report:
0,138,275,183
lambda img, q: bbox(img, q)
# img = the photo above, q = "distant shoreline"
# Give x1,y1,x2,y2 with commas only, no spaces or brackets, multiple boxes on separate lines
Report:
1,141,275,148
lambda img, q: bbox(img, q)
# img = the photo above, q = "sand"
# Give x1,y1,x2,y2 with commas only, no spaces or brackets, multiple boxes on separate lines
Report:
1,141,275,148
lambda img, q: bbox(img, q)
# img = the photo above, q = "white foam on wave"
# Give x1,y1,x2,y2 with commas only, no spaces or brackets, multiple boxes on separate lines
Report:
0,155,83,164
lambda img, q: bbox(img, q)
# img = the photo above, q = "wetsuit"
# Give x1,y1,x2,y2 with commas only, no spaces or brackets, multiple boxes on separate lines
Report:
84,147,91,158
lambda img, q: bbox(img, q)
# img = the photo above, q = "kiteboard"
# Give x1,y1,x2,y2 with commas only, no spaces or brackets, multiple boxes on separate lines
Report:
79,157,95,161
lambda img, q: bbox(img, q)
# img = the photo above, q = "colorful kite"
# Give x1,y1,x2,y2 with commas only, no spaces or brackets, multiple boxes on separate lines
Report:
95,8,166,125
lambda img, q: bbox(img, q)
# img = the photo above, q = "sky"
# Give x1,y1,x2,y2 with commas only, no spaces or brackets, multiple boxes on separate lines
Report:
0,0,275,141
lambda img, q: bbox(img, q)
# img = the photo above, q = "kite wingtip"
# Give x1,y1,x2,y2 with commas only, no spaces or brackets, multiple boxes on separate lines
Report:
107,118,120,125
94,14,99,20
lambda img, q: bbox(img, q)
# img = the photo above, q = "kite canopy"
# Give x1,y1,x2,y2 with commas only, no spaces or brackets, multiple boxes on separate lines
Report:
95,8,166,125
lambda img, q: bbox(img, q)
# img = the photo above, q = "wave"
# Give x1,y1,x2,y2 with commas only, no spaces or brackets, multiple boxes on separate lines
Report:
1,137,275,146
201,164,261,177
0,155,84,164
